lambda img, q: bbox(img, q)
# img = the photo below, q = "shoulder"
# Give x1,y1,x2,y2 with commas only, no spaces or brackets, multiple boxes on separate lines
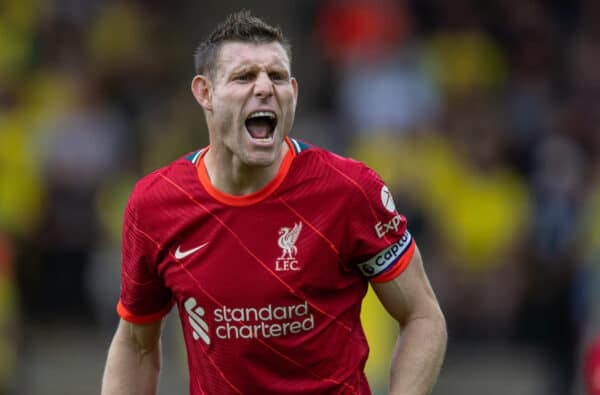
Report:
291,138,384,186
127,150,202,211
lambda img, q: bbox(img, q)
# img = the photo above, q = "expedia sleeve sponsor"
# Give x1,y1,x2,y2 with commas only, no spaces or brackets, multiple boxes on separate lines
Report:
358,231,414,279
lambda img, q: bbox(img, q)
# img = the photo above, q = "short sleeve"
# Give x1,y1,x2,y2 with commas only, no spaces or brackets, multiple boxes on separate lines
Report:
117,193,174,324
345,165,416,282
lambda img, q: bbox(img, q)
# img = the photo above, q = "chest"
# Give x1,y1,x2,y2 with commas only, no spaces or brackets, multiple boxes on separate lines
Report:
154,197,360,308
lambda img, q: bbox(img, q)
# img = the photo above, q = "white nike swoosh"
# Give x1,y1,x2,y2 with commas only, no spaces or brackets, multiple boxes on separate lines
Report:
174,243,209,259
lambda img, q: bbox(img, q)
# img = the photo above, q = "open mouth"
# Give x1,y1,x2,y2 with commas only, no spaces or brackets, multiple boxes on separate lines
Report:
245,111,277,143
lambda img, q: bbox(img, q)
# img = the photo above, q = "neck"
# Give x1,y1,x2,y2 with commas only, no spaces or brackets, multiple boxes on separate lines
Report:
203,142,289,196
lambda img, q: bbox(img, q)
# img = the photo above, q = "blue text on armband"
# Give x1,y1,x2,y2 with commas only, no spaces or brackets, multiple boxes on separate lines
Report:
357,231,413,278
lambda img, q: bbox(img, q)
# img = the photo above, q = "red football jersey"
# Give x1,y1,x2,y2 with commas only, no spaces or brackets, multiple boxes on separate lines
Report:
117,137,415,394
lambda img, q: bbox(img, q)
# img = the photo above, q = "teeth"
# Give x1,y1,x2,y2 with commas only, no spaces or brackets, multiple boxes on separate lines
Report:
248,111,275,119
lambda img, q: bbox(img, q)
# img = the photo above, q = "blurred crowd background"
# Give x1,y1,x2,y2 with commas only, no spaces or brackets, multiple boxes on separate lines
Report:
1,0,599,394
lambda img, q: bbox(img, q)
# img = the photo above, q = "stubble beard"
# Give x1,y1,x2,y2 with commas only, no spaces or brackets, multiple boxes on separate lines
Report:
212,103,296,169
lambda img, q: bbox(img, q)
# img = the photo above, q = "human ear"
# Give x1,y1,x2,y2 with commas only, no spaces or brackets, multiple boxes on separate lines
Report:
191,75,213,111
291,77,299,106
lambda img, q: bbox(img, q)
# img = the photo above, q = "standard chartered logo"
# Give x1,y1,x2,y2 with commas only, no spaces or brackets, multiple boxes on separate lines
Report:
184,297,211,345
214,301,315,340
184,298,315,342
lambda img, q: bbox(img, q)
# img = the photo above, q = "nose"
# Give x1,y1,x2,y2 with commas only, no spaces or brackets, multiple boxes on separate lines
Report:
254,72,273,99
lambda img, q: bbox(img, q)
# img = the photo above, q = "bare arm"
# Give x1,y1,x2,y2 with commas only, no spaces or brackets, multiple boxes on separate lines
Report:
371,245,447,395
101,318,165,395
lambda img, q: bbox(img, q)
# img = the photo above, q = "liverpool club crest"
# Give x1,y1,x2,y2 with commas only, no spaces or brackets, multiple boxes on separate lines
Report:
276,222,302,271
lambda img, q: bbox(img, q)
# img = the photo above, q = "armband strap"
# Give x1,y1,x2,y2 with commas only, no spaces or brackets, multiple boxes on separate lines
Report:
358,231,415,282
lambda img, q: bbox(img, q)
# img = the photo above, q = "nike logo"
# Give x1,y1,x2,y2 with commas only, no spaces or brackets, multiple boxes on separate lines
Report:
174,243,209,259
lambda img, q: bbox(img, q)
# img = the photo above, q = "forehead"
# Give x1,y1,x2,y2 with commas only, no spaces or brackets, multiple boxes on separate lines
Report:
215,41,290,74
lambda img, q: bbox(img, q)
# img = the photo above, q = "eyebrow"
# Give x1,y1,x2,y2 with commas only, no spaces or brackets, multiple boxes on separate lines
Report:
228,63,290,76
230,65,256,74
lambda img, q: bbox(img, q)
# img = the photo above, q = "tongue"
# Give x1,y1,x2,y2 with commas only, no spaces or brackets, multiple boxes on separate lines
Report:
246,118,272,139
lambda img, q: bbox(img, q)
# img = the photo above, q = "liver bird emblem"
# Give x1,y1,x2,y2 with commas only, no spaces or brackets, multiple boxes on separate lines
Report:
278,222,303,259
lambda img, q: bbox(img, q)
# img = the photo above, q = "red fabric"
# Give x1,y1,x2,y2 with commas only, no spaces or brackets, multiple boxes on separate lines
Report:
116,299,174,325
117,138,413,394
585,334,600,395
315,0,410,62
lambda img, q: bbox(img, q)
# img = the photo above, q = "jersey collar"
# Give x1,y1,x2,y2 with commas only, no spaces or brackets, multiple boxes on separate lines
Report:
195,137,296,206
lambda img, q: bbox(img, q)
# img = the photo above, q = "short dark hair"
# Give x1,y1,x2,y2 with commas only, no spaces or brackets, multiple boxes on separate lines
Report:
193,10,292,80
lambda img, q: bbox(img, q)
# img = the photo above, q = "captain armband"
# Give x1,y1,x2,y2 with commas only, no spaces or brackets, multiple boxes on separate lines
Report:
357,230,415,282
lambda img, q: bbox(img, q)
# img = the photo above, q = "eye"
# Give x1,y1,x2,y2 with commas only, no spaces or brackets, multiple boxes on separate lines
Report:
269,72,287,82
234,73,254,82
